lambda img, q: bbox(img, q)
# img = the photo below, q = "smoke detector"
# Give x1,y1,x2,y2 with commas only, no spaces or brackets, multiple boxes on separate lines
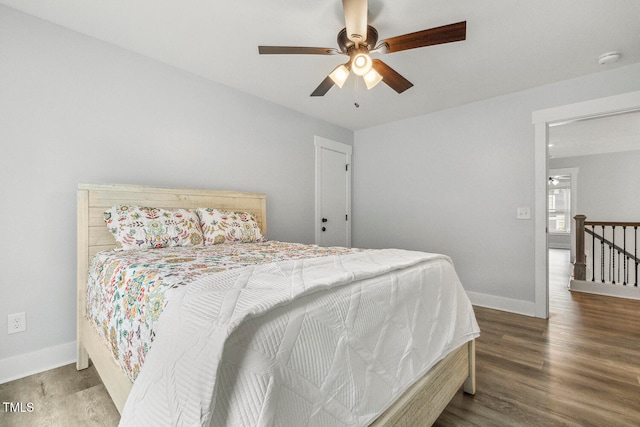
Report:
598,51,620,65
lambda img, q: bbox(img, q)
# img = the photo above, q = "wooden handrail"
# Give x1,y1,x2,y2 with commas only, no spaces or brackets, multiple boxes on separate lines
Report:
585,221,640,227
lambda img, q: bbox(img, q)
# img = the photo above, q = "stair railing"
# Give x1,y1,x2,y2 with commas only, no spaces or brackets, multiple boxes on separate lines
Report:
574,215,640,286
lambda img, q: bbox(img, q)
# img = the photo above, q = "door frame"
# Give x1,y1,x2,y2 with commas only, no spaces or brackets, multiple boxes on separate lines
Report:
314,136,352,247
532,90,640,318
548,167,578,260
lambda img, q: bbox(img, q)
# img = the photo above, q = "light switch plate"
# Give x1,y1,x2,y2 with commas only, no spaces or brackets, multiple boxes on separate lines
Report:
516,207,531,220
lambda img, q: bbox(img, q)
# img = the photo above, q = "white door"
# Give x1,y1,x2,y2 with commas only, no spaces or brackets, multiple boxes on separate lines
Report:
315,137,352,247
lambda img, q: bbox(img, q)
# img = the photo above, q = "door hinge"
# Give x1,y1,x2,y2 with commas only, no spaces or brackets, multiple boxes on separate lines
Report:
346,214,348,221
346,164,349,171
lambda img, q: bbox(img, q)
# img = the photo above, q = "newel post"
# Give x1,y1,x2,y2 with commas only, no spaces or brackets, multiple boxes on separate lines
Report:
573,215,587,280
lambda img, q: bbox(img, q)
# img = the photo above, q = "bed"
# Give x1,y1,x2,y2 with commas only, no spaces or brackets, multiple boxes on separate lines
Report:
76,183,479,426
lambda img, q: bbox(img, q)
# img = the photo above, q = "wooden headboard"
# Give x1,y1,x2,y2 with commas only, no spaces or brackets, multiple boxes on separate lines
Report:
77,183,267,317
78,183,267,258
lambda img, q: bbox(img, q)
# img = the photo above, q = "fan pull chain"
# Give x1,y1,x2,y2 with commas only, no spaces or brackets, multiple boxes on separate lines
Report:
354,77,360,108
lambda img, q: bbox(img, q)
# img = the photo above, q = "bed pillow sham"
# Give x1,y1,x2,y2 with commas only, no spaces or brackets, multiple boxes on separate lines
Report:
196,208,264,244
104,205,204,250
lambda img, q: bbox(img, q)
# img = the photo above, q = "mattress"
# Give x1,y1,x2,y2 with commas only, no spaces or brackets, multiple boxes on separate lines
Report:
87,241,361,381
87,241,479,426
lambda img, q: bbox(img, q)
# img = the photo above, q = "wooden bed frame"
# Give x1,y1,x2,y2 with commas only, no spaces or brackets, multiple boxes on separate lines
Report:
77,183,475,425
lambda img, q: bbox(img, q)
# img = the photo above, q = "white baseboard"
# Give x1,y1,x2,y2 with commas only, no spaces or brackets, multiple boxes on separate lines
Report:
570,280,640,300
0,341,76,384
466,291,537,317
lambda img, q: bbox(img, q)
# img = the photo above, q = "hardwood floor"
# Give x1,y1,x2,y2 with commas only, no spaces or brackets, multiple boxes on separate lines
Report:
0,363,119,426
2,249,639,426
435,249,640,426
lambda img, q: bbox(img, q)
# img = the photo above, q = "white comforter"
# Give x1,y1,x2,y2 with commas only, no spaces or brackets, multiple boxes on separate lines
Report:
120,249,480,426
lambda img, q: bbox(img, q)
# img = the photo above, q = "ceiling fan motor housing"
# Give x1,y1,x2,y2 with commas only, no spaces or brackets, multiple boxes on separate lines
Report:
337,26,379,53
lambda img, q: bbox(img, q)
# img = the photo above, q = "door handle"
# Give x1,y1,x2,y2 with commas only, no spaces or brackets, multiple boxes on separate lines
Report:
322,218,328,223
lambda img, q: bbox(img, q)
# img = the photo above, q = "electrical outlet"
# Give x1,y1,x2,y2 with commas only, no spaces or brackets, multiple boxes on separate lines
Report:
8,312,26,334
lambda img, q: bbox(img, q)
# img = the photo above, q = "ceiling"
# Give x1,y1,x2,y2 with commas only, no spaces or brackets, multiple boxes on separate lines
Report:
2,0,639,130
549,110,640,158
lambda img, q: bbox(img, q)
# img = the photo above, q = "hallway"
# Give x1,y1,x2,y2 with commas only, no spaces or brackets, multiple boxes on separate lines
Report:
549,248,571,303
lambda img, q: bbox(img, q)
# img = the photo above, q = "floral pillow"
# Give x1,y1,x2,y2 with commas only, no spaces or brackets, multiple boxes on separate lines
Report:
196,208,265,245
104,206,204,250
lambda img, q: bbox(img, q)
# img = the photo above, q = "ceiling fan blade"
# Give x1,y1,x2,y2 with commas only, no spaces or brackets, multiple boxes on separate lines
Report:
381,21,466,53
310,76,335,97
258,46,339,55
342,0,368,44
371,59,413,93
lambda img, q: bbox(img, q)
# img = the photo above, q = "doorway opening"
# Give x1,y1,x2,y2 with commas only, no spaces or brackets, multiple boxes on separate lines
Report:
532,90,640,318
547,168,578,290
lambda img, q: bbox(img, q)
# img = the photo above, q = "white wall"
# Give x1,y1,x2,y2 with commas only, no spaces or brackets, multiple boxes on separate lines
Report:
0,6,352,381
550,150,640,222
551,150,640,285
353,63,640,315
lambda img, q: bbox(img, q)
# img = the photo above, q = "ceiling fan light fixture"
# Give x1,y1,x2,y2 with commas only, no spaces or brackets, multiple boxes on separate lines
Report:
363,69,382,89
258,2,467,98
351,53,372,76
329,64,350,88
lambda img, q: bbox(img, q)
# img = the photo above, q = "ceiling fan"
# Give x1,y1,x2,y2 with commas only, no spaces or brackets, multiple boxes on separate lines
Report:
258,0,466,97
